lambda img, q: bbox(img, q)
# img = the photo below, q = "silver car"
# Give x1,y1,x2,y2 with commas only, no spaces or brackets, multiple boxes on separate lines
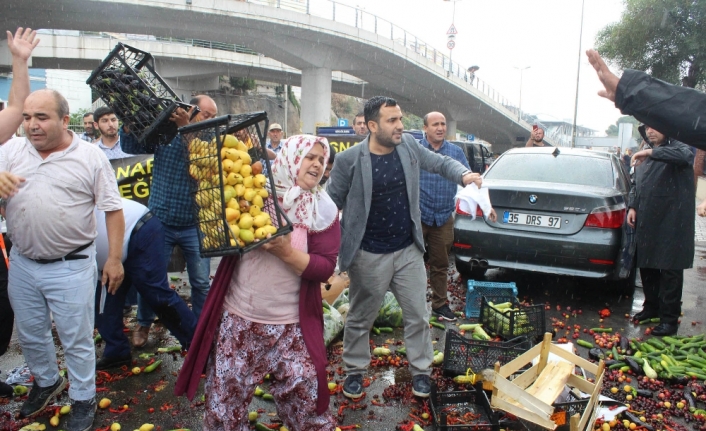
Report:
453,147,636,294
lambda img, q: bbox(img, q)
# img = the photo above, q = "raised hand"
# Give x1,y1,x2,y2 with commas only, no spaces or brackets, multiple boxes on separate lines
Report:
7,27,39,62
586,49,619,102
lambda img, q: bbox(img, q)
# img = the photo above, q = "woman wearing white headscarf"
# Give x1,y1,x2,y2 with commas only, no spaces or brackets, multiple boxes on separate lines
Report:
187,135,340,431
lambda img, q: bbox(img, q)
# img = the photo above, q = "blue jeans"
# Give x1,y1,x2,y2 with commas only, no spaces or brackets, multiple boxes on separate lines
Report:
137,224,210,325
8,245,98,401
96,217,198,358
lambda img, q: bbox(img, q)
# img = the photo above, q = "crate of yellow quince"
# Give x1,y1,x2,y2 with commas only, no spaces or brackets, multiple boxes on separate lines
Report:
179,112,292,257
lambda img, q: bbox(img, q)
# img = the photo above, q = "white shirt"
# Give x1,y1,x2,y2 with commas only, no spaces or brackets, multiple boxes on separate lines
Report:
95,198,149,270
0,132,123,259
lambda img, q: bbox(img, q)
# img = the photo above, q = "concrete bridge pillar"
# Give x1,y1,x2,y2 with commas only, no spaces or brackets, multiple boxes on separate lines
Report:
446,119,457,141
300,67,332,134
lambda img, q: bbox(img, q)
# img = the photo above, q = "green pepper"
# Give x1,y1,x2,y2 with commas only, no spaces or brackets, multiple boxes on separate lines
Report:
576,339,593,348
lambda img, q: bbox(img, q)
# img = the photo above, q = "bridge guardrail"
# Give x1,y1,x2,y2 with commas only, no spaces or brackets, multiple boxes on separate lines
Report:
247,0,524,121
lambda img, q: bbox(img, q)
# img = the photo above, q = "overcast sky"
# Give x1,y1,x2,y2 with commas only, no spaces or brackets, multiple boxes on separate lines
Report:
337,0,626,134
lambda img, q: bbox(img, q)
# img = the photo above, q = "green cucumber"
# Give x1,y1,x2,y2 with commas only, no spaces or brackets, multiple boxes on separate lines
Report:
576,339,593,348
430,321,446,330
647,338,667,350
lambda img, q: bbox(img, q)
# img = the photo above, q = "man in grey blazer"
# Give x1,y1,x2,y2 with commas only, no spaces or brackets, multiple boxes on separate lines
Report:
327,96,482,399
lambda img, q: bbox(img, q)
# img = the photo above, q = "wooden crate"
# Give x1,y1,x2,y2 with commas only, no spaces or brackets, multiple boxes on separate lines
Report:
490,333,605,431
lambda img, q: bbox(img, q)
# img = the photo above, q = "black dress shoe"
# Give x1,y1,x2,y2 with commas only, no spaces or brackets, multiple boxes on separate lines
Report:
96,355,132,370
651,323,679,336
633,309,658,322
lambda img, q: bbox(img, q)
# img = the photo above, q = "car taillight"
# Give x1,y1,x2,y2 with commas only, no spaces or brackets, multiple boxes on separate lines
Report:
455,200,485,218
584,204,626,229
455,200,471,216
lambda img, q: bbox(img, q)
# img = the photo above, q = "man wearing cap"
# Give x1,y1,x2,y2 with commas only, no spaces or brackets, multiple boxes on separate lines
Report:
0,88,124,431
267,123,284,154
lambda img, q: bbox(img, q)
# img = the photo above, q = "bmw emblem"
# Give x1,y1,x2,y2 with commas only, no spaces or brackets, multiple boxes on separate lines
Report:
528,194,538,204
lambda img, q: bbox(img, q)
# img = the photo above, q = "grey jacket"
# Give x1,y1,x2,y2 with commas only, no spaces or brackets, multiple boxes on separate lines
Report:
327,133,469,271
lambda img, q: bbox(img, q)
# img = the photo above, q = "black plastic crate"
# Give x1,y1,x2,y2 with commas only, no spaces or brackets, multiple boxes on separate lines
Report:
87,42,195,147
443,330,531,378
518,391,589,431
431,383,499,431
479,296,546,342
179,112,292,257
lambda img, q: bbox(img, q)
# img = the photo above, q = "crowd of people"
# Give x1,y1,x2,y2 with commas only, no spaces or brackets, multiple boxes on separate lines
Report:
0,24,706,431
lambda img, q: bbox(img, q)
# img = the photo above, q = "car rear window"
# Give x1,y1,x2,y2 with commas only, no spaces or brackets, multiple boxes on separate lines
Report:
485,153,614,188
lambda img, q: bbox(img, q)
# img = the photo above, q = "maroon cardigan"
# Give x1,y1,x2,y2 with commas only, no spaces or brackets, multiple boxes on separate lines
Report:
175,218,341,415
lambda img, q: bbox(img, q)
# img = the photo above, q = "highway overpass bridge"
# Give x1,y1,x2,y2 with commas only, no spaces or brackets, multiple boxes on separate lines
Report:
0,31,367,102
1,0,554,152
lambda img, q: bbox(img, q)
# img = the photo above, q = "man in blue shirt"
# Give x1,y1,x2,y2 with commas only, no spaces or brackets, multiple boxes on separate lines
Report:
420,112,496,321
121,95,218,348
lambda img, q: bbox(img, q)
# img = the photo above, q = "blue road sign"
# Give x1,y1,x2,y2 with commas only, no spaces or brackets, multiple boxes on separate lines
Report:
338,118,349,127
467,134,475,141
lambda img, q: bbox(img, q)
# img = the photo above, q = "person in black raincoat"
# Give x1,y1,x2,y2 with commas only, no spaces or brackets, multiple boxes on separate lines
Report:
628,124,695,336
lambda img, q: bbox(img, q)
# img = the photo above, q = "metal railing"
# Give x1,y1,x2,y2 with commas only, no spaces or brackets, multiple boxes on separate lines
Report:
37,29,259,56
246,0,521,119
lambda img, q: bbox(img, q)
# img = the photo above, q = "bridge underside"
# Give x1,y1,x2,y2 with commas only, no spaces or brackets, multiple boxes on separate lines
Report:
1,0,536,152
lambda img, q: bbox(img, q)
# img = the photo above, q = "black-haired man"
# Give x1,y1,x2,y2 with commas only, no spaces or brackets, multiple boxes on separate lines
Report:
628,124,694,336
94,106,131,159
327,96,482,400
78,112,96,143
353,112,367,136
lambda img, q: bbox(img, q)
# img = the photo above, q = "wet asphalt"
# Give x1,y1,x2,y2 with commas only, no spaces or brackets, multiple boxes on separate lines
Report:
1,220,705,430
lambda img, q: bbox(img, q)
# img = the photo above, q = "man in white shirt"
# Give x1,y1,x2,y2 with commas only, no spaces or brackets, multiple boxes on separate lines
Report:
0,89,123,431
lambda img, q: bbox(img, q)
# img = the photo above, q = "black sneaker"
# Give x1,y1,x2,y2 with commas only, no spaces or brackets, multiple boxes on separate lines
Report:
66,398,97,431
96,354,132,370
432,305,457,322
19,376,67,418
342,374,363,399
0,382,13,398
412,374,431,398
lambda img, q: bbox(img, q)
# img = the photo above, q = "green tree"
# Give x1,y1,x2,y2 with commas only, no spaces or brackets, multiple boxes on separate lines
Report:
402,112,424,131
229,76,256,94
605,116,641,143
596,0,706,89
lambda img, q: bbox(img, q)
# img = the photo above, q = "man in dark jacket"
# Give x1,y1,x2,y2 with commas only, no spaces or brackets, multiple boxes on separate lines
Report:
587,49,706,149
628,124,694,336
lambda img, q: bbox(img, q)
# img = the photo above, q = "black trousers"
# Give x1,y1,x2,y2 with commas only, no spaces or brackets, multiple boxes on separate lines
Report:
640,267,683,325
0,234,12,356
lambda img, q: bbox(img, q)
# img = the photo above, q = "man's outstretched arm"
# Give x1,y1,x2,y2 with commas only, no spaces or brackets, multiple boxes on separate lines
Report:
0,28,39,143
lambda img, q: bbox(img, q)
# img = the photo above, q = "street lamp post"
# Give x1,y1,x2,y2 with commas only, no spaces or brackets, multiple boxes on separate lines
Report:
444,0,460,75
514,66,530,122
571,0,586,148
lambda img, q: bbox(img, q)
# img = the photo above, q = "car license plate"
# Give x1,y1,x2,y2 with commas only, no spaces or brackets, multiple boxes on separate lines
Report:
503,211,561,229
